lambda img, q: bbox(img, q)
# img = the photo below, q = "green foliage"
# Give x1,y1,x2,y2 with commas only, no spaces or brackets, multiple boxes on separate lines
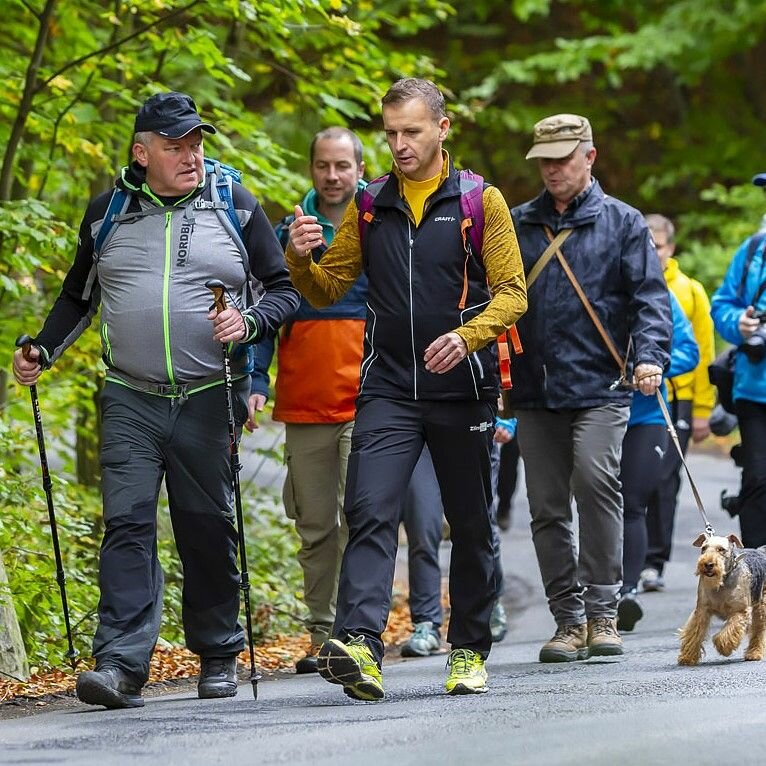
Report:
0,419,101,670
5,0,766,668
0,413,302,669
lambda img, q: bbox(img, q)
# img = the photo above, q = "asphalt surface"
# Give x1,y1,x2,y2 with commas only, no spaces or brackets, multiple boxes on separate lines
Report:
2,448,764,766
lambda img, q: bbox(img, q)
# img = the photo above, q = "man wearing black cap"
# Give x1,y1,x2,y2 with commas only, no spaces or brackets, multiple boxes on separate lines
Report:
12,91,300,709
710,173,766,548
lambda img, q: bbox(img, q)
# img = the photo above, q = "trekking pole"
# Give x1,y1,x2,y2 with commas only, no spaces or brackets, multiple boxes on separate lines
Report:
205,280,261,699
15,335,79,671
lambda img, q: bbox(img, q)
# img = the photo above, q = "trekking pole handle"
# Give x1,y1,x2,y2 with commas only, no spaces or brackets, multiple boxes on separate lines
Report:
15,334,36,361
206,279,227,315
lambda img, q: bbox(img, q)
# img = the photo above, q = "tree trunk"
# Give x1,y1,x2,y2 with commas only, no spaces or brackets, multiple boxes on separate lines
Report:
0,556,30,681
76,382,102,487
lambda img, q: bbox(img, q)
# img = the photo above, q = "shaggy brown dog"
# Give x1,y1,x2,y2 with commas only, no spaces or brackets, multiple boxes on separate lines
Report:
678,534,766,666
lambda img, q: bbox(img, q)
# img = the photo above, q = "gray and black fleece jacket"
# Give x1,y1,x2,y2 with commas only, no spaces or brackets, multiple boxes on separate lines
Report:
34,162,300,388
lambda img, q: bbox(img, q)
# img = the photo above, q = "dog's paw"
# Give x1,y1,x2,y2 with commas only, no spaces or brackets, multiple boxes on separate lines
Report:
712,633,736,656
744,649,763,661
677,652,700,666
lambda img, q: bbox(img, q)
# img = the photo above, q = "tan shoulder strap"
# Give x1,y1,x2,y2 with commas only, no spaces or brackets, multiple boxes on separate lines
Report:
543,225,627,377
526,228,572,288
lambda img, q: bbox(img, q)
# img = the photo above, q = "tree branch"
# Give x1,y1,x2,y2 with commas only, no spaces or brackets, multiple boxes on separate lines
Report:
37,70,97,199
37,0,203,93
0,0,57,201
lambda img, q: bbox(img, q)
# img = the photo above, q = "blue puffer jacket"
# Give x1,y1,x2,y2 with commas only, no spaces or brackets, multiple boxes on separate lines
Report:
629,291,699,427
509,179,671,409
710,234,766,405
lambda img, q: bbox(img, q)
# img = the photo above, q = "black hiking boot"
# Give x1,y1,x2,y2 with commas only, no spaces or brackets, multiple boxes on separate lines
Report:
198,655,238,699
76,666,144,709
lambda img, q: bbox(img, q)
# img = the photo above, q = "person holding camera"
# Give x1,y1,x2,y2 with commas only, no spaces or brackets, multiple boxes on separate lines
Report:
710,173,766,547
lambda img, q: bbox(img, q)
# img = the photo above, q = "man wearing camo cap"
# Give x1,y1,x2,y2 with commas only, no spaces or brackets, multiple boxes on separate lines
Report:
508,113,672,663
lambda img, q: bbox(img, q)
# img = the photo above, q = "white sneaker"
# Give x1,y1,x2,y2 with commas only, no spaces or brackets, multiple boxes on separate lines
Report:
640,567,665,592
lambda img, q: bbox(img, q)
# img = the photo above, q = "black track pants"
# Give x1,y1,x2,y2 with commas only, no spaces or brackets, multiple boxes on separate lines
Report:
620,424,668,592
645,400,692,573
333,396,497,665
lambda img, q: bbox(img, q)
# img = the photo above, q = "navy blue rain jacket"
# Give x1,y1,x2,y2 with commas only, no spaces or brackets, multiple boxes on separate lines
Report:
509,179,671,409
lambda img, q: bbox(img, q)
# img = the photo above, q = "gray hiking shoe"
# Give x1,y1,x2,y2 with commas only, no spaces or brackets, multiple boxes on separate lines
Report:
539,623,588,663
401,621,441,657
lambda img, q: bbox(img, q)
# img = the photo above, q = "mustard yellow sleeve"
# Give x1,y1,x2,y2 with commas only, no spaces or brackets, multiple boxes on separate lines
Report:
285,200,363,308
689,278,716,419
453,186,528,353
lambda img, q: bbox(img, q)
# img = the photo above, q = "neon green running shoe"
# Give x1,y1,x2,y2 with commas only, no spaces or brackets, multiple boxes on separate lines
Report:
445,648,488,695
317,636,384,701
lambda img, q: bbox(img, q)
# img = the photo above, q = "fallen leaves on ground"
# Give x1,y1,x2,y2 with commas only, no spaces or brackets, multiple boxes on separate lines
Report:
0,581,448,707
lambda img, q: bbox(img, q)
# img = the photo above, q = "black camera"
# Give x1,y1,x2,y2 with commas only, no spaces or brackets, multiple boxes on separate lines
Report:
740,309,766,363
720,489,741,518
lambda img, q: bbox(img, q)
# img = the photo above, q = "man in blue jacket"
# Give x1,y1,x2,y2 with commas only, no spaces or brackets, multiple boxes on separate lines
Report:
710,173,766,547
509,113,671,662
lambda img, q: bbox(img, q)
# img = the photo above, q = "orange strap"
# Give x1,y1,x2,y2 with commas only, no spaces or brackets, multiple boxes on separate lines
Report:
497,332,511,389
497,327,523,390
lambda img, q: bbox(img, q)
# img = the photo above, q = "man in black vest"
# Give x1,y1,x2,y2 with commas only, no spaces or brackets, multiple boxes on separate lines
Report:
286,78,527,700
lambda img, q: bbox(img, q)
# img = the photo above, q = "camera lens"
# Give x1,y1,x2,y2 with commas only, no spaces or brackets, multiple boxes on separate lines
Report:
741,329,766,363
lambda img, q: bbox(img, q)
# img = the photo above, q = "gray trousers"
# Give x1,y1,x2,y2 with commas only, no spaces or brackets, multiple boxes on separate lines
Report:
516,405,629,625
93,380,247,685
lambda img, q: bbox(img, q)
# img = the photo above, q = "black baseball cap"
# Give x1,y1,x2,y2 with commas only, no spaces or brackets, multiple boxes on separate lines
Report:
134,92,216,138
753,173,766,187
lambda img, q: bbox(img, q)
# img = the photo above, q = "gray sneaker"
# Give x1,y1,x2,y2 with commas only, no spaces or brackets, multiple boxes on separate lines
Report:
490,600,508,643
401,621,441,657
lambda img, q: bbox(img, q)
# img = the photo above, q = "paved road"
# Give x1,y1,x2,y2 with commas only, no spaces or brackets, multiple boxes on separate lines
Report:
3,449,763,766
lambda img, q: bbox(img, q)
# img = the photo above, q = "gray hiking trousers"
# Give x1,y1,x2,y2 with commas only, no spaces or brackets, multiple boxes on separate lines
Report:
92,379,248,685
516,404,629,625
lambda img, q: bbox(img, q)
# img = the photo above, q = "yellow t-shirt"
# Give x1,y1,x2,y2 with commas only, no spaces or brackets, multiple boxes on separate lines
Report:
286,153,528,354
401,173,441,226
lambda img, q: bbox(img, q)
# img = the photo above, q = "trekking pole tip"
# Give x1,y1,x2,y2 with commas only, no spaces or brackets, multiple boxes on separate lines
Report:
65,648,79,671
250,672,261,699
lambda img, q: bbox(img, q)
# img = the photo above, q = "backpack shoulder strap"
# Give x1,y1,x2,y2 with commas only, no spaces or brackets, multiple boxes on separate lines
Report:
205,159,248,272
738,232,766,297
357,173,391,249
93,187,132,259
458,169,485,260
